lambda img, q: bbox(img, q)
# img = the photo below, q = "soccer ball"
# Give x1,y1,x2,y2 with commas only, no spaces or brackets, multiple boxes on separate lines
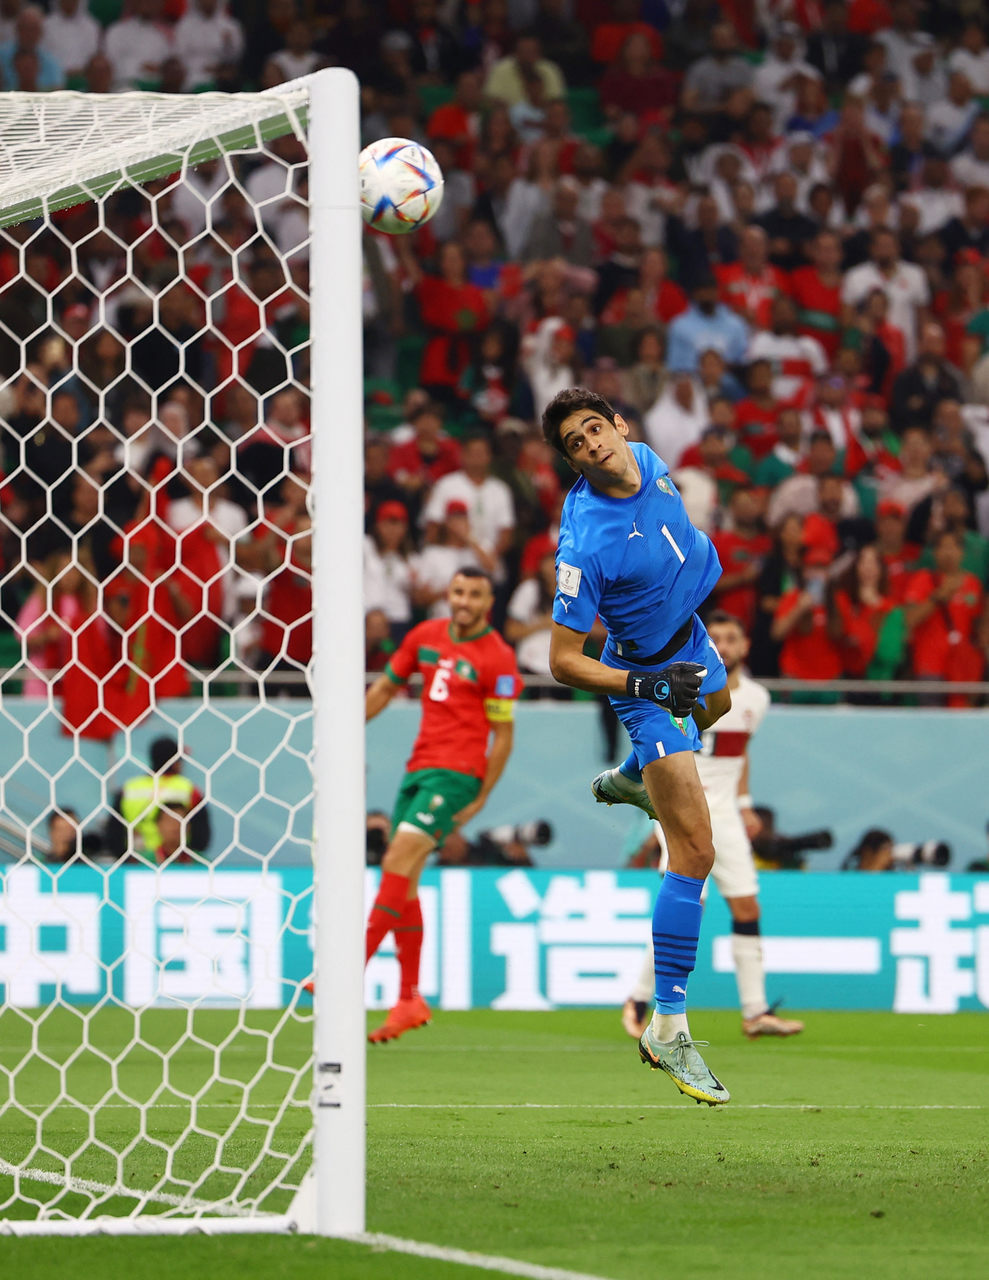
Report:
359,137,444,235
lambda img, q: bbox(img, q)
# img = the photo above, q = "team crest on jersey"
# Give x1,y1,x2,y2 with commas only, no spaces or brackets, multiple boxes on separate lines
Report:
558,562,581,596
655,477,675,496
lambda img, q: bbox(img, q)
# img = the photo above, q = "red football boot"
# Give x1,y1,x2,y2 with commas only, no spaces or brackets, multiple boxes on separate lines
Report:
368,995,431,1043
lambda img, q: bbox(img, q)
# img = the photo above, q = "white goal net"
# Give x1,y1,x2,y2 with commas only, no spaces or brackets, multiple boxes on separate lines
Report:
0,72,364,1237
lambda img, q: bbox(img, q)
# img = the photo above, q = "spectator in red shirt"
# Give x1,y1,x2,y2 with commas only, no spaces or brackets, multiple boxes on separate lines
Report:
167,519,225,669
826,96,887,217
637,245,688,324
844,394,900,482
750,511,810,675
833,542,902,679
113,511,191,703
875,499,920,603
904,528,984,706
771,540,844,683
711,486,772,631
600,247,688,332
591,0,663,66
716,226,790,330
408,240,490,405
215,250,297,386
388,401,462,516
598,30,678,126
734,357,780,460
933,248,989,371
847,0,893,37
248,472,312,695
790,228,844,360
427,68,484,170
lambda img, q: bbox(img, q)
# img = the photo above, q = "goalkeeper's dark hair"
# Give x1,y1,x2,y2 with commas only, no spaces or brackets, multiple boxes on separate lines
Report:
453,565,494,590
542,387,617,457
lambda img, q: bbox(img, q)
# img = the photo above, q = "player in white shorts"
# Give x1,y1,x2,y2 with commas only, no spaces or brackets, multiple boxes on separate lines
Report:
617,612,805,1040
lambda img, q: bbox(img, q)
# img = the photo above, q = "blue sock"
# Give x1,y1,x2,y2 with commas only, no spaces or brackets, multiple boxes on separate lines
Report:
618,751,642,783
652,871,704,1013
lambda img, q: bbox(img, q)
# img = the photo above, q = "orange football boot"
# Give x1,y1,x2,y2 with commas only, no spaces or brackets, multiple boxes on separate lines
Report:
368,995,432,1043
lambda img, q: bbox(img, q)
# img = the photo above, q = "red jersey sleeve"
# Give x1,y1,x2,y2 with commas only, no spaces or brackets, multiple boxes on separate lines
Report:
385,624,423,685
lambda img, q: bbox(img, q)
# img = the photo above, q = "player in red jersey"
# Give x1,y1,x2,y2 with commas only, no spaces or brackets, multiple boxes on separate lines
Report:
365,567,521,1042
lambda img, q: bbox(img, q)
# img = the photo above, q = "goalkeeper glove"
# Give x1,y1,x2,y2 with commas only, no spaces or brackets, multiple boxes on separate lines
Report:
626,662,707,717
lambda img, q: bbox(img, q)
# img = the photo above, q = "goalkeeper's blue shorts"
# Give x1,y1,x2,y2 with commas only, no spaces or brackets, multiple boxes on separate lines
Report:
603,614,727,767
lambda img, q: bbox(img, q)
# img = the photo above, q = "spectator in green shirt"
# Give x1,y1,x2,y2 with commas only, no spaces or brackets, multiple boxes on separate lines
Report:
754,407,805,489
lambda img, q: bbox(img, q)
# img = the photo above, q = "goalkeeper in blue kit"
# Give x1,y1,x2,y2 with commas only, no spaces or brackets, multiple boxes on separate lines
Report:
544,387,732,1105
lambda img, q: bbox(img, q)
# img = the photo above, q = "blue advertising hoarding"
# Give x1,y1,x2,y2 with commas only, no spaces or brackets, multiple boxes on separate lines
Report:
1,699,986,871
2,865,987,1014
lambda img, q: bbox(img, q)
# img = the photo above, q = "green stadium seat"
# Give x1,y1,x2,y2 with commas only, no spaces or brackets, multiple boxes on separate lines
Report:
419,84,455,117
364,377,405,432
581,126,613,149
0,630,23,694
395,333,426,394
89,0,123,27
566,87,604,134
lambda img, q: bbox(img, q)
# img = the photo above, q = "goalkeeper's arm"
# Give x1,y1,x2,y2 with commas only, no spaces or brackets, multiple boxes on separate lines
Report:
549,623,712,718
549,622,640,697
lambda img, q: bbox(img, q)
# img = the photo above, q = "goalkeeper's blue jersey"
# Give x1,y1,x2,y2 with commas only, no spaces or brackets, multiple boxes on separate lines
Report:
552,442,721,666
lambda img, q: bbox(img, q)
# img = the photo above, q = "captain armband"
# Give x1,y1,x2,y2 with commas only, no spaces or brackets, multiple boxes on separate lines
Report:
484,697,516,723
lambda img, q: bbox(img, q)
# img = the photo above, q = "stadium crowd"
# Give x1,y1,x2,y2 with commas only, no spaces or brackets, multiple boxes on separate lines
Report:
2,1,989,722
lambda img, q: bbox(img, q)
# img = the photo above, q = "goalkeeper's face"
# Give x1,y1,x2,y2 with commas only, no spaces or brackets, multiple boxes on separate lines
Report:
447,572,494,636
559,409,632,485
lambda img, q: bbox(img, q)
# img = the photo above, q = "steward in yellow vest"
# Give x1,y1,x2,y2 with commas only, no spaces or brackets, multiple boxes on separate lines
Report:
106,736,211,863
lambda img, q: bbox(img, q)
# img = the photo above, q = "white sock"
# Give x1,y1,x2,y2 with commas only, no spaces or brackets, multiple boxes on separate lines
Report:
732,932,767,1020
650,1009,690,1041
630,943,654,1004
608,767,646,795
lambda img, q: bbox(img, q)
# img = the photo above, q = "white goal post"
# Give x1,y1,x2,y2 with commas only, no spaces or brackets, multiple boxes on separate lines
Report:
0,70,365,1237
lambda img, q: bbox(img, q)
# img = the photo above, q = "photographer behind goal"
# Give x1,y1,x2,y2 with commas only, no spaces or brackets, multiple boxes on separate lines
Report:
842,829,951,872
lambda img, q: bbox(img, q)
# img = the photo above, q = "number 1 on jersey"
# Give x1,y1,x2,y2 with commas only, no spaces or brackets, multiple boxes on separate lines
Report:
662,523,685,564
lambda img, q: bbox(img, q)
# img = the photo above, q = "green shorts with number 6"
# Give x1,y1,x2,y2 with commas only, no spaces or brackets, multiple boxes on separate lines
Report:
391,768,481,844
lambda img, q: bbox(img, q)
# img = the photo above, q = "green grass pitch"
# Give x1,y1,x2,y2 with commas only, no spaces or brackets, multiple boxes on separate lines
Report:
2,1008,987,1279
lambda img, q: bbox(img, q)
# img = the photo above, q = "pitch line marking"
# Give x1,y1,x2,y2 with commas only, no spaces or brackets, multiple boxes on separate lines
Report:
3,1102,986,1115
350,1232,616,1280
0,1158,258,1218
368,1103,988,1111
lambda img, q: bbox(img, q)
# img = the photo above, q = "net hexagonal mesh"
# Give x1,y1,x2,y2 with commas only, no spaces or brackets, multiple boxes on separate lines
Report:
0,86,319,1230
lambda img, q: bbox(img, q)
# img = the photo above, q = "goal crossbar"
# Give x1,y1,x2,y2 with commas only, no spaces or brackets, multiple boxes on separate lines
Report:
0,81,310,229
